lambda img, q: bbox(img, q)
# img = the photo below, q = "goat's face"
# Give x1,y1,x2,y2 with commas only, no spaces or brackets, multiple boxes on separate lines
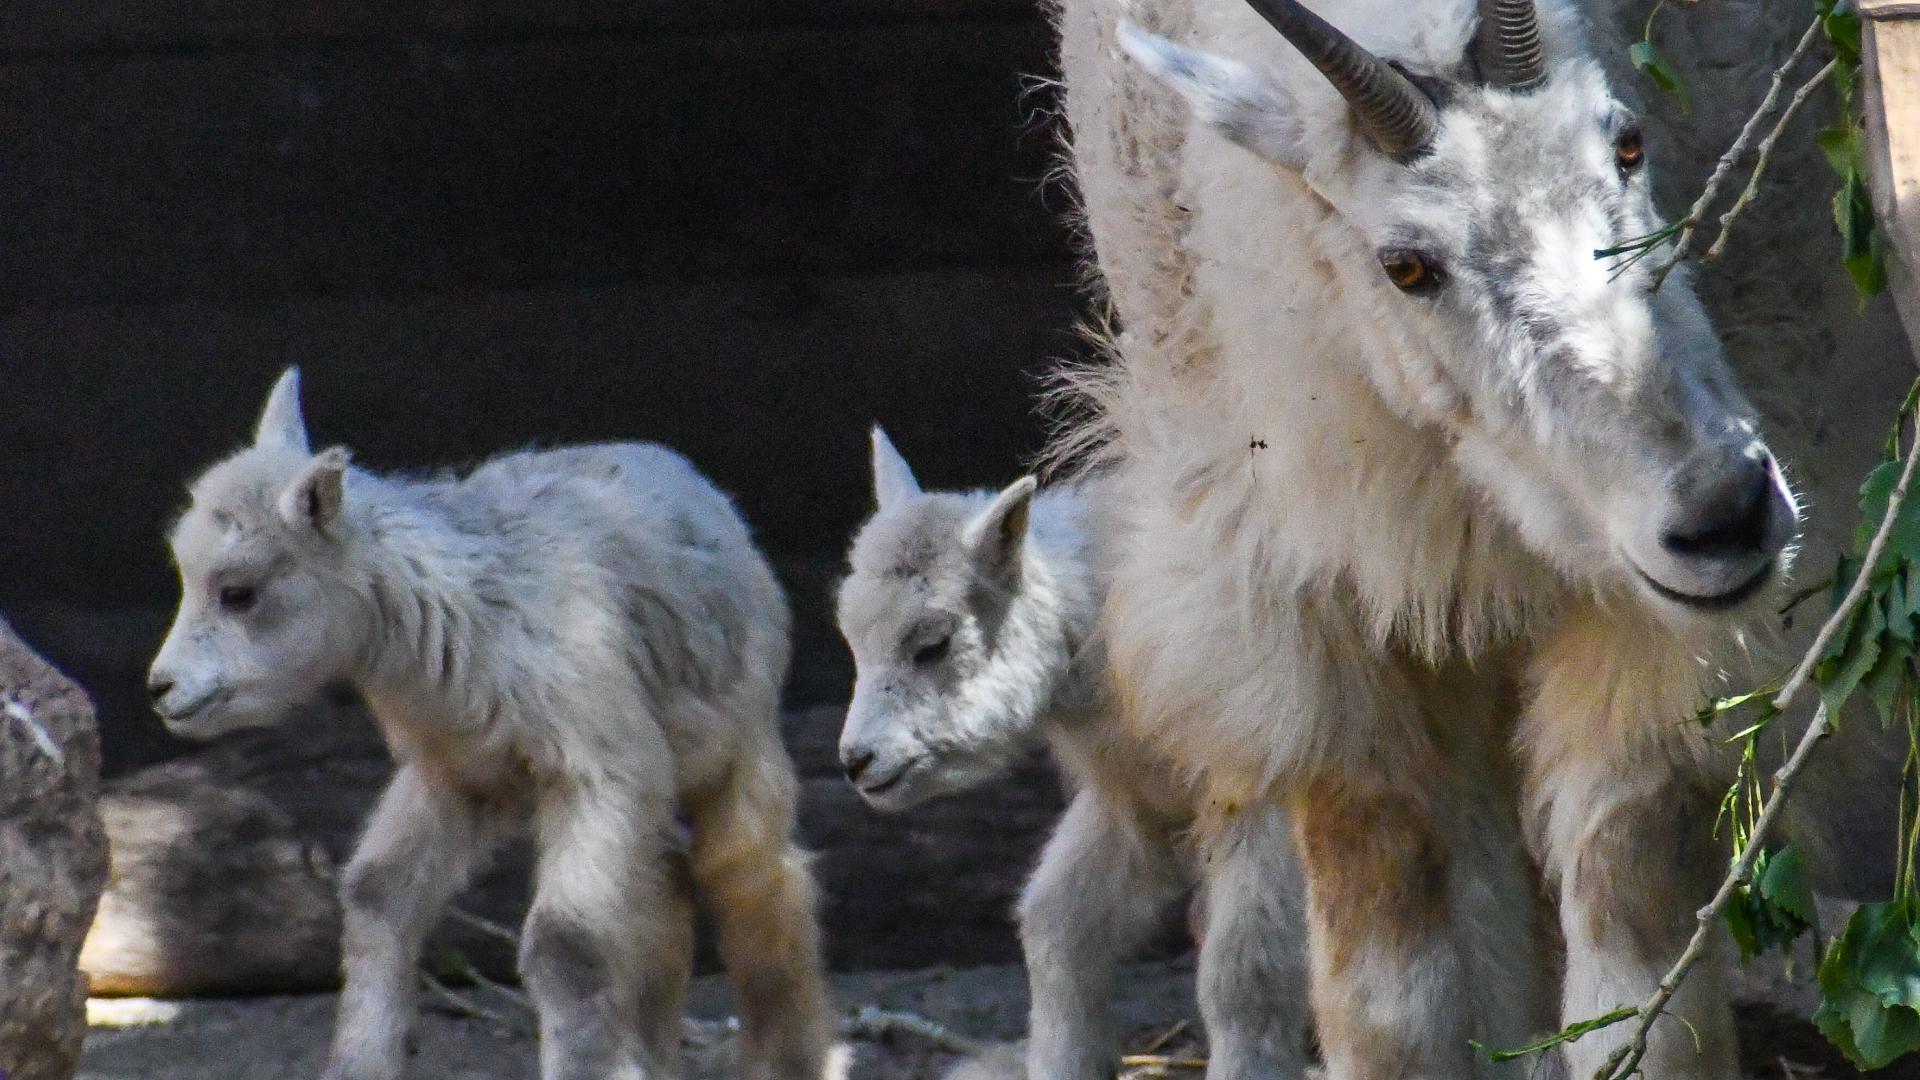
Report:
148,370,362,739
1126,18,1799,616
835,430,1048,812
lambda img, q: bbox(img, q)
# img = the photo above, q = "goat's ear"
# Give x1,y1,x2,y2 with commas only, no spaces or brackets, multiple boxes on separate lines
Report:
278,447,350,535
1118,22,1309,169
963,475,1037,574
254,367,311,453
871,425,922,509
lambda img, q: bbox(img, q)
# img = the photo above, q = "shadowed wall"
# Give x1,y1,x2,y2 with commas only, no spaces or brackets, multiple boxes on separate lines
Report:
0,0,1091,771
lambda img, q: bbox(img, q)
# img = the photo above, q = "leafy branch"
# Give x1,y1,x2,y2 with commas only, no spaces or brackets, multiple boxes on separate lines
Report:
1625,16,1827,286
1702,57,1840,262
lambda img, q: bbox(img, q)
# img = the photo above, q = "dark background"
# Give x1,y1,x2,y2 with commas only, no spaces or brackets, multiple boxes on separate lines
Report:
0,0,1091,775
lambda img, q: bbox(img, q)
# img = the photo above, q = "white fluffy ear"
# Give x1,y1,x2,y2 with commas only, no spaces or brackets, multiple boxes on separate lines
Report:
964,475,1037,574
254,367,311,453
278,447,350,535
871,426,922,509
1118,21,1309,168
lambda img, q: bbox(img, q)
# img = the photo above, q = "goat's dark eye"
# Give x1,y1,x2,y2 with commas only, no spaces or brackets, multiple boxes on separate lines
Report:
1379,249,1442,294
219,585,257,613
912,636,951,666
1615,127,1644,173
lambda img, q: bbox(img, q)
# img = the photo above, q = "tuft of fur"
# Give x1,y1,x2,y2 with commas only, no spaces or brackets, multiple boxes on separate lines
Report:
150,369,836,1080
836,428,1310,1080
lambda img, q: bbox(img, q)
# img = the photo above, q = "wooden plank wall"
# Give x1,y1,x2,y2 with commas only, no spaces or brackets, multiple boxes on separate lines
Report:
0,0,1086,619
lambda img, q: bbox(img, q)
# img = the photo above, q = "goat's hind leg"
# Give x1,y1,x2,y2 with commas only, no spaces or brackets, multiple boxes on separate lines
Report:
522,779,694,1080
1019,789,1185,1080
688,751,835,1080
323,765,507,1080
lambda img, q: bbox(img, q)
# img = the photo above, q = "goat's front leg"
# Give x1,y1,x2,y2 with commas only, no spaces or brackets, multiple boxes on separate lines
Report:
1524,612,1738,1080
1019,788,1185,1080
1192,802,1311,1080
322,764,505,1080
1289,771,1482,1080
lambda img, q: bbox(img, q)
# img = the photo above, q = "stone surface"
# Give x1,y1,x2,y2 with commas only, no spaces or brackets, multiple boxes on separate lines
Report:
0,620,110,1080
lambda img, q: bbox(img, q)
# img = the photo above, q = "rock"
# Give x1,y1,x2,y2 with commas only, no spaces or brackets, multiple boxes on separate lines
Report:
0,619,110,1080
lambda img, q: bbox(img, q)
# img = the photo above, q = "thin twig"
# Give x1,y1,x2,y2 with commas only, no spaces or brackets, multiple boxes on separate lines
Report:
1137,1018,1192,1055
445,906,524,948
420,970,534,1038
443,950,535,1015
1648,16,1826,289
1594,421,1920,1080
843,1006,984,1056
1703,59,1840,262
1120,1054,1209,1070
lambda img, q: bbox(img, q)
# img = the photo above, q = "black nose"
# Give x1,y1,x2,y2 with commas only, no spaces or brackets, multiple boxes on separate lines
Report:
843,749,876,784
1662,454,1775,560
147,676,173,703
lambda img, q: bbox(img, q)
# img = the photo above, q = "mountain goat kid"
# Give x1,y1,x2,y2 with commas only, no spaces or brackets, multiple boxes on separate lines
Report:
835,428,1310,1080
147,369,834,1080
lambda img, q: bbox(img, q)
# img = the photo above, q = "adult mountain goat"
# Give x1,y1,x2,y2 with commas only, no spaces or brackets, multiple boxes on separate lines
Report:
835,428,1310,1079
147,370,834,1080
1053,0,1802,1075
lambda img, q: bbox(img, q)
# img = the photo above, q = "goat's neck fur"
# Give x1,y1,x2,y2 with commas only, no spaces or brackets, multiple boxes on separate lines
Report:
332,471,526,740
1017,486,1109,725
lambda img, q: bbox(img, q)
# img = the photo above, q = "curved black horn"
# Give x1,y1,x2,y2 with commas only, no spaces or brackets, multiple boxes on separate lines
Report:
1474,0,1546,90
1242,0,1438,159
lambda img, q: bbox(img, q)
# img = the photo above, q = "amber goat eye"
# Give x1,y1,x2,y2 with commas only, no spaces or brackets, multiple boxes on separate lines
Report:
1616,127,1644,172
1379,249,1441,293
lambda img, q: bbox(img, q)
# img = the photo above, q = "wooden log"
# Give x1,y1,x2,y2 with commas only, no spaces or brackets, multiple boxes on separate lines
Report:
1861,0,1920,348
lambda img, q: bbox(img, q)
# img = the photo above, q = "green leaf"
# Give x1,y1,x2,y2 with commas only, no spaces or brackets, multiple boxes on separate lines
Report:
1629,41,1691,108
1835,168,1889,301
1854,460,1920,569
1820,592,1886,718
1816,902,1920,1069
1826,4,1864,67
1890,572,1917,643
1849,231,1890,301
1471,1006,1638,1062
1726,894,1761,961
1699,686,1779,727
1758,846,1818,927
1820,124,1863,177
1728,847,1816,961
1866,625,1914,725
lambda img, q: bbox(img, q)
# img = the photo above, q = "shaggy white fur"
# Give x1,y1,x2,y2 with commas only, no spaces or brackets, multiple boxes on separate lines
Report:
149,370,835,1080
1044,0,1828,1075
835,428,1310,1080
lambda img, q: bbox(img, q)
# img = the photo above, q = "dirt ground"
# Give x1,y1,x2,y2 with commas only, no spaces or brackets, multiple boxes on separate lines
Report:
75,953,1920,1080
78,960,1197,1080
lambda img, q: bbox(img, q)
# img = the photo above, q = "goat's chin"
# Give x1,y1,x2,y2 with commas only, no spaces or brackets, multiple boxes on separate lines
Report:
1630,558,1782,622
856,755,1005,813
161,706,284,742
